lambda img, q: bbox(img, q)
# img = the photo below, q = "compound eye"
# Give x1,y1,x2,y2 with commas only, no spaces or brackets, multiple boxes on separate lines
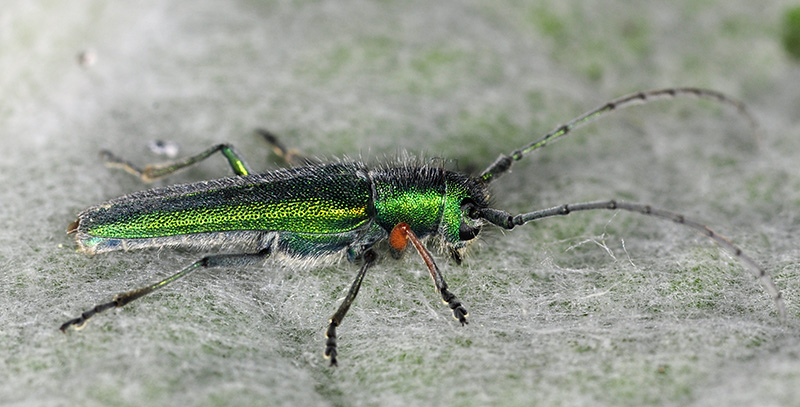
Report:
461,198,480,219
459,222,480,241
458,197,482,241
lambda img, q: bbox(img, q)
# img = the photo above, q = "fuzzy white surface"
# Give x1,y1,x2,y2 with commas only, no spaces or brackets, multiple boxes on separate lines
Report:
2,1,799,406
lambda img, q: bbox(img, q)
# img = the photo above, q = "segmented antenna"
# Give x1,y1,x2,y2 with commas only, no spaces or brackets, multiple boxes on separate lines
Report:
479,200,786,321
480,88,758,182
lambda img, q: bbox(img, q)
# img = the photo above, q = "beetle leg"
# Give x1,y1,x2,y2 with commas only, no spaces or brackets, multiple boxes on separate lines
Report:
390,223,468,326
325,249,377,366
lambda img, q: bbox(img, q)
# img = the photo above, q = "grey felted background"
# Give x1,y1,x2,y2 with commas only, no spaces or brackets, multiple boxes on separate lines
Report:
2,1,799,406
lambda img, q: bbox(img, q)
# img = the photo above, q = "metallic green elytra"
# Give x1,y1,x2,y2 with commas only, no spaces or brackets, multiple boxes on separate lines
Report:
60,88,786,367
74,164,376,254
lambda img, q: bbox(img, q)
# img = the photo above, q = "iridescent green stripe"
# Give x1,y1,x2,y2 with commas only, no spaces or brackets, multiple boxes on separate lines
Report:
89,199,369,238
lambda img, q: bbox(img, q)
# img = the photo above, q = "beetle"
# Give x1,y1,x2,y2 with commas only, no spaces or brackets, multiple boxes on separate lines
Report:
60,87,785,366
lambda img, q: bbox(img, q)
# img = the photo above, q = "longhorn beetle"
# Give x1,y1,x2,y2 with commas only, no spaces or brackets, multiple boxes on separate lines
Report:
60,88,786,366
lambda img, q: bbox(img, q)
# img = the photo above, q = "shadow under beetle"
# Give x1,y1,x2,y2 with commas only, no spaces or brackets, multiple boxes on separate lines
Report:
61,88,786,366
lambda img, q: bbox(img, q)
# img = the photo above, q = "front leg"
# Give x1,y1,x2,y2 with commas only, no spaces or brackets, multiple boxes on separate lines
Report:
389,223,468,325
325,250,378,366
